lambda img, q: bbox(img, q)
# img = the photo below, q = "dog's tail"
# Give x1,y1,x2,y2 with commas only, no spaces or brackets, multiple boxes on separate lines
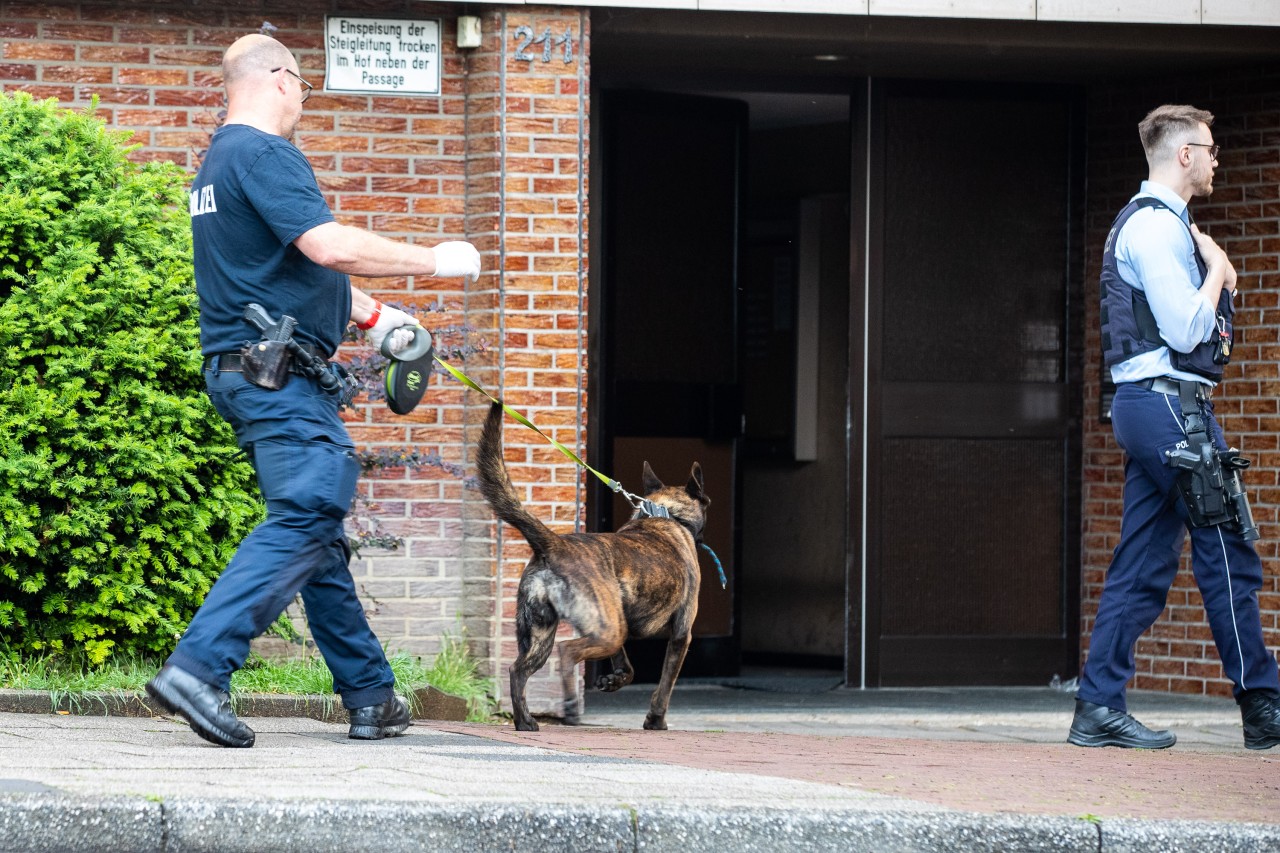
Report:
476,401,558,556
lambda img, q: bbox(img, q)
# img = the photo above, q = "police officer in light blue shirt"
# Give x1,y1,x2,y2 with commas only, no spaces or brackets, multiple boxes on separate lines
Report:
1071,104,1280,751
1108,179,1230,387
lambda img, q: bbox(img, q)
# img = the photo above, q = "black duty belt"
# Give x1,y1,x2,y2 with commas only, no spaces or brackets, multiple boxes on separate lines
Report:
203,344,329,374
1131,376,1211,400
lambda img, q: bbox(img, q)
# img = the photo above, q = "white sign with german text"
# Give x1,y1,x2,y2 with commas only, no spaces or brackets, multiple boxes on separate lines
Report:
324,16,441,96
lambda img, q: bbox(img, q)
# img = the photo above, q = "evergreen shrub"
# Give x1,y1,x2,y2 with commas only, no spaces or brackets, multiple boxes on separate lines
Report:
0,92,262,663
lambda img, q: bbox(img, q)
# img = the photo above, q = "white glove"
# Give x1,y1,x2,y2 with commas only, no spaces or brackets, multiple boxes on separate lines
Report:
362,302,419,356
431,241,480,279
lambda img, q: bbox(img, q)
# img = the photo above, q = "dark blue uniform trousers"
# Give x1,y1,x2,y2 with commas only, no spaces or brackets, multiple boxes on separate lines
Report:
166,365,395,710
1079,382,1280,712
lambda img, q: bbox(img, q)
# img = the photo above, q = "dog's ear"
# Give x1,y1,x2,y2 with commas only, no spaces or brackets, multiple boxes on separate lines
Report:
641,461,664,495
686,462,708,504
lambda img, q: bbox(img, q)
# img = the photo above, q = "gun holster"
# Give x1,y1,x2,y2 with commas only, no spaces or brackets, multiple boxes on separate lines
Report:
1164,381,1259,540
240,340,293,390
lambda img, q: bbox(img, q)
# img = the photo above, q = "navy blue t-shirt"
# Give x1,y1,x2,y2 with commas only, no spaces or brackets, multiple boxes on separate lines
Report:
189,124,350,356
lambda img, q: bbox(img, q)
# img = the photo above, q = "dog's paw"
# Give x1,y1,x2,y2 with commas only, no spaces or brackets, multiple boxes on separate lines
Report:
514,718,540,732
642,714,668,731
595,668,633,693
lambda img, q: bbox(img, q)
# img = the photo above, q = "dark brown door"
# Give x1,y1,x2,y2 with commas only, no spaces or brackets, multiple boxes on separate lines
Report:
859,81,1083,686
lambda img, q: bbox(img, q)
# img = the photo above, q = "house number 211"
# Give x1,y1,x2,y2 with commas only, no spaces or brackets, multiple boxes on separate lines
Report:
513,26,575,64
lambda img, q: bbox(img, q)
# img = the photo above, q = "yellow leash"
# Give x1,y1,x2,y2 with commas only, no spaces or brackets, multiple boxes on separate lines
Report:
432,353,728,589
431,354,636,502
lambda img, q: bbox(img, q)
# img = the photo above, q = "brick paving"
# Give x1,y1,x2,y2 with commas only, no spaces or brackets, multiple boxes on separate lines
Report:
439,723,1280,823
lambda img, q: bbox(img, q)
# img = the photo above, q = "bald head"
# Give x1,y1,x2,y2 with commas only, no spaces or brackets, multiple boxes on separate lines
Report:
223,34,295,91
218,34,307,141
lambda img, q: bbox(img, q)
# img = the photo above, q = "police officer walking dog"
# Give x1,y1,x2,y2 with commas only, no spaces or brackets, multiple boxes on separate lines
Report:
146,34,480,747
1072,104,1280,750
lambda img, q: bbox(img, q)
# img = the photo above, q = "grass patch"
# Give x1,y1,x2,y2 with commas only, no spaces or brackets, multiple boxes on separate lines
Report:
0,650,159,693
0,636,498,723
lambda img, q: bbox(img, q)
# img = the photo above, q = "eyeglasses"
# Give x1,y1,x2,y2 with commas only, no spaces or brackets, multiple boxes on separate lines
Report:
1187,142,1220,159
270,66,313,104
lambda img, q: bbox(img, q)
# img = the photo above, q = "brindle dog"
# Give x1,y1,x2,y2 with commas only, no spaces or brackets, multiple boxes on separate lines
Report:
475,402,710,732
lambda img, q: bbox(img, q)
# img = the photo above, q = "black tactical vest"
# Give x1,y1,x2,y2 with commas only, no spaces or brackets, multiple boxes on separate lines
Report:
1099,196,1231,382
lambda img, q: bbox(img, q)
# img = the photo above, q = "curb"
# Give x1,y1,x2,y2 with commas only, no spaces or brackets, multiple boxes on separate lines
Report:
4,794,1280,853
0,686,467,723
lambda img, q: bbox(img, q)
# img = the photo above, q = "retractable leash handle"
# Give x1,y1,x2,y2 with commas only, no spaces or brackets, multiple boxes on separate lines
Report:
382,324,435,415
378,281,465,412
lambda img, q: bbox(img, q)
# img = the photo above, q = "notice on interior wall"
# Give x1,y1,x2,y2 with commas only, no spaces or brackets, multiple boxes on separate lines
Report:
324,16,441,96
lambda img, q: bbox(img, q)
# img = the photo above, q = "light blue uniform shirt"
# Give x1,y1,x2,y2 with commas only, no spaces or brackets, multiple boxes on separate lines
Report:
1109,180,1220,387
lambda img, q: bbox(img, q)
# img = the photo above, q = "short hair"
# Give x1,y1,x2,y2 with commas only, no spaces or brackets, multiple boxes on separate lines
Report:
222,34,294,90
1138,104,1215,165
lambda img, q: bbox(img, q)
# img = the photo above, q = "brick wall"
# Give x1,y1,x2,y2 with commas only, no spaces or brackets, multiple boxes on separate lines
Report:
463,6,591,714
1082,69,1280,697
0,0,591,714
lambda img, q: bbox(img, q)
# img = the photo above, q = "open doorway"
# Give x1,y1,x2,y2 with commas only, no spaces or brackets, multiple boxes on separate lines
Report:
590,86,852,683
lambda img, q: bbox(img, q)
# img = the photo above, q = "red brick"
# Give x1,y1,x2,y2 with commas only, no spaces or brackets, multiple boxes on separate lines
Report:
117,27,189,46
118,67,187,85
44,24,115,42
154,130,213,149
341,156,412,174
340,115,410,134
0,23,39,38
11,84,75,100
338,195,410,213
372,136,445,155
83,6,163,24
154,88,220,107
116,109,187,127
0,63,36,80
370,178,440,194
319,175,369,193
80,46,150,63
3,42,76,60
151,48,221,66
298,134,368,152
22,8,91,32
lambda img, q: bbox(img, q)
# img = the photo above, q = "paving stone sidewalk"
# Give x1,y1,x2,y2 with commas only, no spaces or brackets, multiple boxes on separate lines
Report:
1,683,1278,852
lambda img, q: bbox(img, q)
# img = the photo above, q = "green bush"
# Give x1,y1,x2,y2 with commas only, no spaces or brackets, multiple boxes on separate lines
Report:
0,92,262,663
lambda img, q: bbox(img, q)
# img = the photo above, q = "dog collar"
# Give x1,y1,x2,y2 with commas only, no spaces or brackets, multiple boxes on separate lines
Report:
638,499,669,519
640,499,704,541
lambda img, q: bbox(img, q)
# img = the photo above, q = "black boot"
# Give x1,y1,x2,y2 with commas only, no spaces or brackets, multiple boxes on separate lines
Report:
1240,691,1280,750
146,665,255,748
1067,698,1176,749
349,695,411,740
